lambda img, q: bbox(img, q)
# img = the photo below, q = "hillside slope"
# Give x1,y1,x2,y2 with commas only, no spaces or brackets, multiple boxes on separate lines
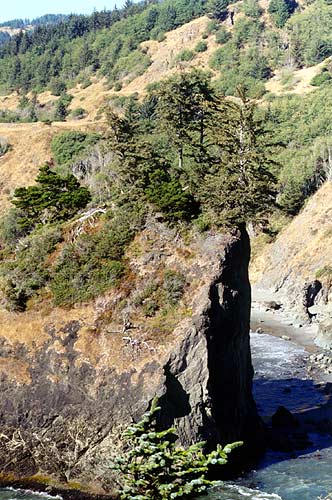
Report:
0,121,104,213
251,181,332,346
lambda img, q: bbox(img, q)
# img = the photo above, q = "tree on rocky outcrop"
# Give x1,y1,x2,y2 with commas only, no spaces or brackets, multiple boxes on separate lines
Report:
107,107,198,221
156,69,218,172
200,89,277,227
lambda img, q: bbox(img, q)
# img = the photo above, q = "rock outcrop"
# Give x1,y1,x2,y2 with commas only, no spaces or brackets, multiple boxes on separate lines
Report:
0,223,263,486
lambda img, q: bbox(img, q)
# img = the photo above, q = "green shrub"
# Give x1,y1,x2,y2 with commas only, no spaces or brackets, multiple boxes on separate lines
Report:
204,19,219,36
163,270,186,306
18,95,30,109
80,78,92,89
71,107,87,119
49,78,67,96
0,225,63,311
194,40,208,53
51,250,124,306
176,49,195,62
50,205,144,306
0,209,28,248
51,130,100,165
215,28,231,44
243,0,263,18
311,69,332,86
114,82,122,91
142,299,159,317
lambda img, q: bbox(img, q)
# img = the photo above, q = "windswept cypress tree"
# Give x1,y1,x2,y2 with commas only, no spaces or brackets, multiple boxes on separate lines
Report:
12,164,91,230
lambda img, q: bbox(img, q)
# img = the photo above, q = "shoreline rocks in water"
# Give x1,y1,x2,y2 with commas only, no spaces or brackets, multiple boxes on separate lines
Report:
0,477,116,500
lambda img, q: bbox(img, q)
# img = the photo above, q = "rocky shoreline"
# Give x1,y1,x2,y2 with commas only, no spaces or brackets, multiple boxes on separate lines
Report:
251,289,332,439
252,287,332,380
0,477,116,500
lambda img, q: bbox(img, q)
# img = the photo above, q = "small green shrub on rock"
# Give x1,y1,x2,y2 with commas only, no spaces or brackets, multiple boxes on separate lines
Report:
215,28,231,44
311,69,332,87
0,225,63,311
163,270,186,306
112,397,242,500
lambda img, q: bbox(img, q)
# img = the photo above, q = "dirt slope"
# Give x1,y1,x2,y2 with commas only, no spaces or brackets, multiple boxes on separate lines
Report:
0,121,105,214
251,181,332,290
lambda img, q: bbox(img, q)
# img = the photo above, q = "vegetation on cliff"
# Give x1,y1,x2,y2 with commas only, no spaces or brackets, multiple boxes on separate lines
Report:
112,398,242,499
0,69,277,311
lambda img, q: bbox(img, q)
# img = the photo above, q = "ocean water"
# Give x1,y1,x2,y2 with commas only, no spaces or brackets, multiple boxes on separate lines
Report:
0,489,62,500
205,333,332,500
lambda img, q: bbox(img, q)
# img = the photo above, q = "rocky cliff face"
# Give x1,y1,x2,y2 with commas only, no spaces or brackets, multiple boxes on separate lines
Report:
251,182,332,347
0,223,263,487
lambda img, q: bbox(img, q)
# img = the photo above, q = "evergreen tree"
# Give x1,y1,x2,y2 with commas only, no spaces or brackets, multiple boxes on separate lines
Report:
156,69,218,172
268,0,297,28
54,98,68,121
207,0,230,20
12,164,91,230
112,397,242,500
200,90,277,227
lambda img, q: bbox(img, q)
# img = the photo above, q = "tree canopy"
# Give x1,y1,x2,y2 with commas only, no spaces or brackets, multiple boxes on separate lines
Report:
12,164,91,230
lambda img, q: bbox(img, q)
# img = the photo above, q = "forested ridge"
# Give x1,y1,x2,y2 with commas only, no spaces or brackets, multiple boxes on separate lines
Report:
1,0,332,312
0,14,69,29
0,0,207,92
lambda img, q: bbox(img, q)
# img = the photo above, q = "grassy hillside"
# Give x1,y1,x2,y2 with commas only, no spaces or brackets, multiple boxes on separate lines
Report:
1,0,332,316
0,0,332,215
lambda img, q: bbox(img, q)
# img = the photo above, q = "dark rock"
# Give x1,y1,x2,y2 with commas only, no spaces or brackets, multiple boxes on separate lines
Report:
272,406,299,429
303,280,322,309
263,301,282,311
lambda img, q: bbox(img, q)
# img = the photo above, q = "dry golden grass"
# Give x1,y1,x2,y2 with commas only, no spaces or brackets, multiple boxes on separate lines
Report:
120,16,219,95
0,120,105,214
0,357,31,384
250,182,332,285
265,60,326,96
0,303,94,349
